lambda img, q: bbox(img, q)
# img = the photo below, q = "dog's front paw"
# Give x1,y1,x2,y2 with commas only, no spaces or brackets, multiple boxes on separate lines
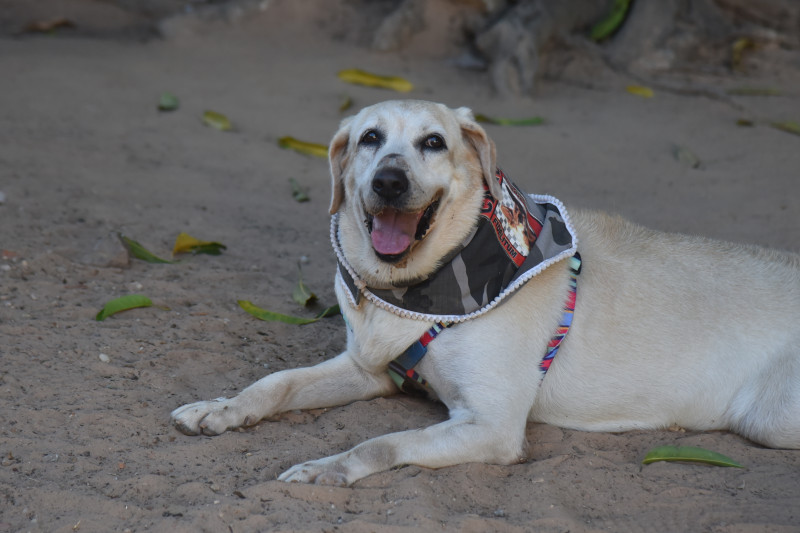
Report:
170,397,250,436
278,456,352,487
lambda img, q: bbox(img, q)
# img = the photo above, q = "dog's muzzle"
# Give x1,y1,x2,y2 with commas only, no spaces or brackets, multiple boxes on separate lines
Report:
365,166,439,263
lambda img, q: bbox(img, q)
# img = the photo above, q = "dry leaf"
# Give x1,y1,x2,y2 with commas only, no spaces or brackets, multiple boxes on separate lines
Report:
24,18,75,33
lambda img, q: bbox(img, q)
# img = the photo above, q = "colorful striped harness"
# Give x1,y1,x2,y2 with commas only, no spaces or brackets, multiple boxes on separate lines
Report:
388,253,582,395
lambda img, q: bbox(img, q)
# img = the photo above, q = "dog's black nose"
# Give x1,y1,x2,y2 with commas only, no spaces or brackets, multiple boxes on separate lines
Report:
372,167,409,200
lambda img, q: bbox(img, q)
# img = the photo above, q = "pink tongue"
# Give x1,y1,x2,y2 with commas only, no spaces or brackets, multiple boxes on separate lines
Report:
371,209,422,255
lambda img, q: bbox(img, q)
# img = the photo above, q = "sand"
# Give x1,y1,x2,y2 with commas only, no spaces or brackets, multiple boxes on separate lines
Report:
1,2,799,532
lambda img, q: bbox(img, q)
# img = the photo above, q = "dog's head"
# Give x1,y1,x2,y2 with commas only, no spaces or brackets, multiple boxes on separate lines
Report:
329,100,500,288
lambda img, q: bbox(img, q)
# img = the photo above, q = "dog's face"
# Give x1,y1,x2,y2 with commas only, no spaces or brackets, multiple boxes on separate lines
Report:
329,100,500,288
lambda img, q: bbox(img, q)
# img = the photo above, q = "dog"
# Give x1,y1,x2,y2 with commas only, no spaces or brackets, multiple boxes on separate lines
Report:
171,100,800,486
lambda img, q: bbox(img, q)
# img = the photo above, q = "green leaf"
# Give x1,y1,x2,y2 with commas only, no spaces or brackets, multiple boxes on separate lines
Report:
203,110,232,131
771,121,800,136
315,305,341,318
673,145,701,169
292,266,317,307
337,69,413,92
289,177,310,203
475,114,545,127
736,119,755,127
590,0,632,41
118,234,176,264
158,92,179,111
278,137,329,158
237,300,339,325
726,87,782,97
96,294,153,321
642,445,744,468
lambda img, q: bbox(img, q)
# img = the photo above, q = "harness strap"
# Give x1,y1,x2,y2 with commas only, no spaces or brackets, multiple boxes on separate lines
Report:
388,253,582,394
388,322,451,394
539,252,581,374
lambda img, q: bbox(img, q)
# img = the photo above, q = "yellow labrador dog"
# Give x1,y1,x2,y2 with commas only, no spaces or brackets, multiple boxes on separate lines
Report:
172,100,800,486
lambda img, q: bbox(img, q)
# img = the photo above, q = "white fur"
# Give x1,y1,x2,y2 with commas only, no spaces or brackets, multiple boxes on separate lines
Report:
171,100,800,486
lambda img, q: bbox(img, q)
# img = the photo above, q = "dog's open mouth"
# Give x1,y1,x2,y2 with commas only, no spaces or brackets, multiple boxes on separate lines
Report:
366,200,439,262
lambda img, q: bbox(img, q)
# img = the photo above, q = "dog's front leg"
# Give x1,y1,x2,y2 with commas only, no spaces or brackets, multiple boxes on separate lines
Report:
171,351,396,436
279,410,526,486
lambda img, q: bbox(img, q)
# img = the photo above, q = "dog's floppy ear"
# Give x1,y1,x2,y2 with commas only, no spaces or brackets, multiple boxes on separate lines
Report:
328,116,353,214
455,106,501,200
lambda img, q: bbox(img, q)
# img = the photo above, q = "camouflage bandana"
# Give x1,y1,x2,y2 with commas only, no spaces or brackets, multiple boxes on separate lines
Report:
332,168,578,323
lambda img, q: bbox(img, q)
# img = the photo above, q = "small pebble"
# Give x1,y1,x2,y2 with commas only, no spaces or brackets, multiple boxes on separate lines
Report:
99,353,111,363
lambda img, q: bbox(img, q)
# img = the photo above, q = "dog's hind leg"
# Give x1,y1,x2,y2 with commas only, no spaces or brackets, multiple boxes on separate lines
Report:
279,407,528,486
728,348,800,449
170,351,397,436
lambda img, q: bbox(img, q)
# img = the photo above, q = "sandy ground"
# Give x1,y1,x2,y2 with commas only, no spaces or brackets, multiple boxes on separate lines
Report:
1,2,799,532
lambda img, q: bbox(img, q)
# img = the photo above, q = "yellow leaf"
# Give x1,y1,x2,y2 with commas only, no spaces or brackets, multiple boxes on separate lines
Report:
338,69,413,92
339,94,354,112
475,113,545,126
172,232,227,256
202,110,232,131
278,137,329,158
626,85,654,98
732,38,756,71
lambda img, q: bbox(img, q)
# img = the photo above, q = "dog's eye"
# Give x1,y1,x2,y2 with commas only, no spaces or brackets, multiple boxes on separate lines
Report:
422,134,446,150
359,130,381,146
